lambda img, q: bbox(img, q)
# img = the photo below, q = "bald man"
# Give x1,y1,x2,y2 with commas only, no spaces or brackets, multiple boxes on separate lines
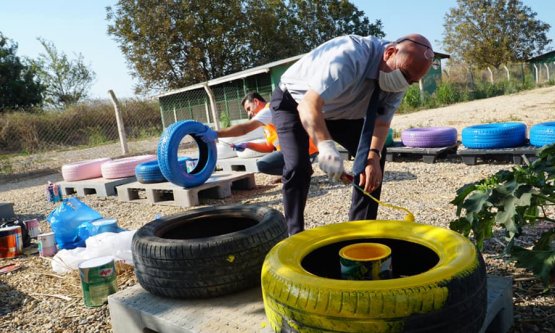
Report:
271,34,434,235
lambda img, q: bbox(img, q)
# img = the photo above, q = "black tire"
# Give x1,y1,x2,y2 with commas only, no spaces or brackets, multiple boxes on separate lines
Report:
133,205,287,299
262,221,487,333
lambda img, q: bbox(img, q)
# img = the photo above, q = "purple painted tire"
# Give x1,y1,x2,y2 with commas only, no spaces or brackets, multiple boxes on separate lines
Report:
401,127,458,148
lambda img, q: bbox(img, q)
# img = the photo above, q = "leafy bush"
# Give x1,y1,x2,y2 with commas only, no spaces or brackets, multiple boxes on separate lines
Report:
434,82,462,105
450,144,555,287
401,85,421,109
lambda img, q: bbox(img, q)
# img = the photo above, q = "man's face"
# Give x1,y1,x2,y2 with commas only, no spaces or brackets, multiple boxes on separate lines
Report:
243,99,262,119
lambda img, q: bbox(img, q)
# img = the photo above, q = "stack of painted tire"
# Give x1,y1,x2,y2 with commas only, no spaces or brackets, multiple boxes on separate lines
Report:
262,221,487,333
401,127,457,148
157,120,217,188
530,121,555,147
462,122,526,149
61,158,112,181
133,205,287,299
101,155,157,179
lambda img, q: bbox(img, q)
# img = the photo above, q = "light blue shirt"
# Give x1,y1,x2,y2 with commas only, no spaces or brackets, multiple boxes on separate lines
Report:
280,35,405,122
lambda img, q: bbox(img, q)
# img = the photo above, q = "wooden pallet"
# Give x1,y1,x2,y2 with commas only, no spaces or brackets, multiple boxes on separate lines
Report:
385,142,458,163
457,145,538,165
58,177,137,197
116,172,256,207
216,157,260,172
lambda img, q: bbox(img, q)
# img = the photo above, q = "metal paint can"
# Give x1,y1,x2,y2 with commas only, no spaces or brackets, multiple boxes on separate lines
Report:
339,242,392,280
0,226,23,258
23,219,41,238
78,256,118,307
37,232,57,257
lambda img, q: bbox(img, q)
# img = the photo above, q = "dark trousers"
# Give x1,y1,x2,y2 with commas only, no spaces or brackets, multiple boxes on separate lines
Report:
271,87,386,235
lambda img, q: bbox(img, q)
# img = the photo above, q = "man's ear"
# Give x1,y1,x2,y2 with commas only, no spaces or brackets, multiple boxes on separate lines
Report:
383,46,396,61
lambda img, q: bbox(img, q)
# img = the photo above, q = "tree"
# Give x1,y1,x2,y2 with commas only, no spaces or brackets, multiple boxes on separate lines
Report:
443,0,551,68
0,33,44,111
106,0,383,94
33,38,96,107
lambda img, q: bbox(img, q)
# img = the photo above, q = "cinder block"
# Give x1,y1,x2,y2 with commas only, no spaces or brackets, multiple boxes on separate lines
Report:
217,157,260,172
58,177,136,197
116,172,256,208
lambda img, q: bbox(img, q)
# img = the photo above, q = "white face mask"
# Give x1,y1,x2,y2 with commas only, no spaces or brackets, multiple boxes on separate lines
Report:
378,69,409,92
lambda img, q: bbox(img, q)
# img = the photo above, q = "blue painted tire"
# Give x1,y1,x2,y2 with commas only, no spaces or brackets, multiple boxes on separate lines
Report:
135,157,192,184
530,121,555,147
462,122,526,149
401,127,457,148
158,120,217,188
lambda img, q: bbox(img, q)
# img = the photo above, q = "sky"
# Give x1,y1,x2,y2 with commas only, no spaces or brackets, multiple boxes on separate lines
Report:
1,0,554,99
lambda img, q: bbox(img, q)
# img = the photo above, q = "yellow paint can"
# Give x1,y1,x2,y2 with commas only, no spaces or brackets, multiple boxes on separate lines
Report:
339,242,392,280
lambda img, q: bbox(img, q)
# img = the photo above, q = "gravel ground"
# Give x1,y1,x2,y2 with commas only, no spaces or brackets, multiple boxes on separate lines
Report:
1,86,555,332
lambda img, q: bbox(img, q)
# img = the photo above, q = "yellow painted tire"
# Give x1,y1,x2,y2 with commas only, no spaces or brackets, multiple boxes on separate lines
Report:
261,220,486,333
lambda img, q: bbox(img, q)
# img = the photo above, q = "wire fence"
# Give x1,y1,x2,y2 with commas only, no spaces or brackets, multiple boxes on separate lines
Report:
0,61,553,177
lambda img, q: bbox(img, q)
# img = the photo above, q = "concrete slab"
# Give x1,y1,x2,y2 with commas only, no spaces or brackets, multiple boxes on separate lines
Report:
480,275,514,333
116,172,256,207
0,202,15,219
58,177,136,197
217,157,260,172
457,145,537,165
108,285,273,333
108,275,513,333
386,142,458,163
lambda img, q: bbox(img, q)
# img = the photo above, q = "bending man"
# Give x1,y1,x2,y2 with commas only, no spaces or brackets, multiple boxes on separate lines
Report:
271,34,434,235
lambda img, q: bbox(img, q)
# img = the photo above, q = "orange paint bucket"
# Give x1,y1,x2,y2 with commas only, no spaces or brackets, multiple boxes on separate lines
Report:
0,226,23,259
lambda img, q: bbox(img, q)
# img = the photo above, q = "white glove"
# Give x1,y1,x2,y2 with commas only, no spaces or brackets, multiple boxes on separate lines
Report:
317,140,344,180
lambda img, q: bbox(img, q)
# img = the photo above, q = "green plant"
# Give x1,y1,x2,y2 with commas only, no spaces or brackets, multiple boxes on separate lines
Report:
450,143,555,287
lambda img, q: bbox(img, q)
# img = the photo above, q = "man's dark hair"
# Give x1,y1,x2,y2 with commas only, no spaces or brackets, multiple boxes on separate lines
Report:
241,91,266,107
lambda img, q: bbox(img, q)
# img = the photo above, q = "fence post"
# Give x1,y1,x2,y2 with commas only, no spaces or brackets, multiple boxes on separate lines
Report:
544,63,550,82
533,64,539,85
487,67,494,83
108,90,129,155
503,65,510,81
203,83,220,130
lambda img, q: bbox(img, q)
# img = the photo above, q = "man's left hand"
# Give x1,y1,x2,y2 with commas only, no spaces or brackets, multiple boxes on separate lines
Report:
198,127,218,143
359,157,382,193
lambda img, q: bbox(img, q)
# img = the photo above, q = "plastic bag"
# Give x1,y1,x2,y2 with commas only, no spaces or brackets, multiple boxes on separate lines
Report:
46,197,103,250
51,230,136,274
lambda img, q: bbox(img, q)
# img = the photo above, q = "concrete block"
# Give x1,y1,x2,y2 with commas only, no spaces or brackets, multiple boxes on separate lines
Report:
116,172,256,207
58,177,136,197
217,157,260,172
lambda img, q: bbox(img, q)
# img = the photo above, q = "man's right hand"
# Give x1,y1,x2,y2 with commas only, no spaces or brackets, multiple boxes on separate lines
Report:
231,142,248,152
316,140,344,180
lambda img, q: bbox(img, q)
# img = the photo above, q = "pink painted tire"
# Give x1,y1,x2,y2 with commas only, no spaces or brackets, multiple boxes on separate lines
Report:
101,155,157,179
61,158,112,181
